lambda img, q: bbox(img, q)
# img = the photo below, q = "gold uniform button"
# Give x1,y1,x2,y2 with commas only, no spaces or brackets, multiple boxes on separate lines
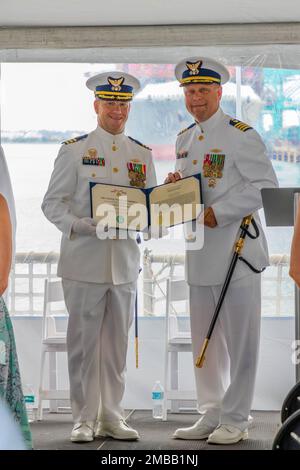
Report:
92,173,96,177
193,160,198,165
198,135,204,141
113,167,119,173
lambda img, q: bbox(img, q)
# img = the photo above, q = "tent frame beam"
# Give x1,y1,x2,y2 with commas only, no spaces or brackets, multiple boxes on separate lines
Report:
1,23,300,50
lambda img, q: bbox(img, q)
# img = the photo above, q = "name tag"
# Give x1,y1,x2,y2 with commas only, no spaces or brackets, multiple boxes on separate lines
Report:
176,151,188,159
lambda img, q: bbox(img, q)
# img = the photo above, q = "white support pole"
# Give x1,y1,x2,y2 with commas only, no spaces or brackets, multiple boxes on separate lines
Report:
236,65,242,120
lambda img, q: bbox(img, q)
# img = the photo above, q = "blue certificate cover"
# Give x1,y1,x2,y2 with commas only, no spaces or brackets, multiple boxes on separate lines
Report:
90,173,202,231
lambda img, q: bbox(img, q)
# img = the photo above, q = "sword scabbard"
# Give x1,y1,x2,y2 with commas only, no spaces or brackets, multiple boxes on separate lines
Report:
195,215,253,368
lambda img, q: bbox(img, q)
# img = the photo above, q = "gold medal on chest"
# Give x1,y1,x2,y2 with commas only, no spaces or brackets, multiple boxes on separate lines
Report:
202,153,225,188
127,160,146,188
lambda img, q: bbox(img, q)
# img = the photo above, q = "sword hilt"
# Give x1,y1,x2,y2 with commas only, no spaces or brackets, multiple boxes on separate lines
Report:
195,338,209,368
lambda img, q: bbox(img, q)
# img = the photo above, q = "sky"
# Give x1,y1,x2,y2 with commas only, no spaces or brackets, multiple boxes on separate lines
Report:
0,63,118,131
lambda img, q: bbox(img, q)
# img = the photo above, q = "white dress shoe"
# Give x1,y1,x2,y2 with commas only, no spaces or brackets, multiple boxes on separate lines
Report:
70,421,94,442
173,418,216,440
95,420,140,441
207,424,248,445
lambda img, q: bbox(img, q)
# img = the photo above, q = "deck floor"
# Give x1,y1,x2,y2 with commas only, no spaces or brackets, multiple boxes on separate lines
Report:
30,410,280,450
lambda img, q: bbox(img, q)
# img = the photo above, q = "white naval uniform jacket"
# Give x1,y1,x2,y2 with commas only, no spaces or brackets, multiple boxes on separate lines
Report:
175,108,278,286
42,126,157,285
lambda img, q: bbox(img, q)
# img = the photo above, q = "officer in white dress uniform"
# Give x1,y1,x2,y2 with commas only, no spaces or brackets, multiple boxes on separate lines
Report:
166,58,278,444
42,71,157,442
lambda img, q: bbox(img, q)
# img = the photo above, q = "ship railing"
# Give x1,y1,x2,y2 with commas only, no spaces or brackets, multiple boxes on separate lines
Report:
5,250,292,317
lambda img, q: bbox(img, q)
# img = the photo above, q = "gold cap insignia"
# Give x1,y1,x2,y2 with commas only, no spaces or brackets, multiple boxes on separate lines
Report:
108,76,125,91
186,60,202,76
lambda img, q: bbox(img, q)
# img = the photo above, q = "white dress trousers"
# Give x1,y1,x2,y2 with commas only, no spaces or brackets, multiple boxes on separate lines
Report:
62,279,137,424
190,273,261,431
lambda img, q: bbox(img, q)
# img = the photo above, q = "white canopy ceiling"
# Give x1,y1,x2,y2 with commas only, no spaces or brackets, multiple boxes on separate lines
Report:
1,0,300,27
1,1,300,67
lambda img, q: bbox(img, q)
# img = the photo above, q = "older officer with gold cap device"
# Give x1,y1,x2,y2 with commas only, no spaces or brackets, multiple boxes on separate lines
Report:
42,71,156,442
166,57,278,444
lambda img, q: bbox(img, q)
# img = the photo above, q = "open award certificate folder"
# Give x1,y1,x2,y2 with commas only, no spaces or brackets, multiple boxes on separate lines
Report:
90,174,202,232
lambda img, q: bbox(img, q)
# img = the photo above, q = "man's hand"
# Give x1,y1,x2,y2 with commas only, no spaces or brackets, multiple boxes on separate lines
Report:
72,217,97,236
164,172,182,184
198,207,218,228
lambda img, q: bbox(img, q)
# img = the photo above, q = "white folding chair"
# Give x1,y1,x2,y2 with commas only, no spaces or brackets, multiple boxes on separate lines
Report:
163,278,197,420
37,279,69,420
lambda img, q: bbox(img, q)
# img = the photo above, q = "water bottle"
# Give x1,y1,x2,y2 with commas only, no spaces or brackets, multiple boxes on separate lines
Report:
152,381,164,419
23,384,36,423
